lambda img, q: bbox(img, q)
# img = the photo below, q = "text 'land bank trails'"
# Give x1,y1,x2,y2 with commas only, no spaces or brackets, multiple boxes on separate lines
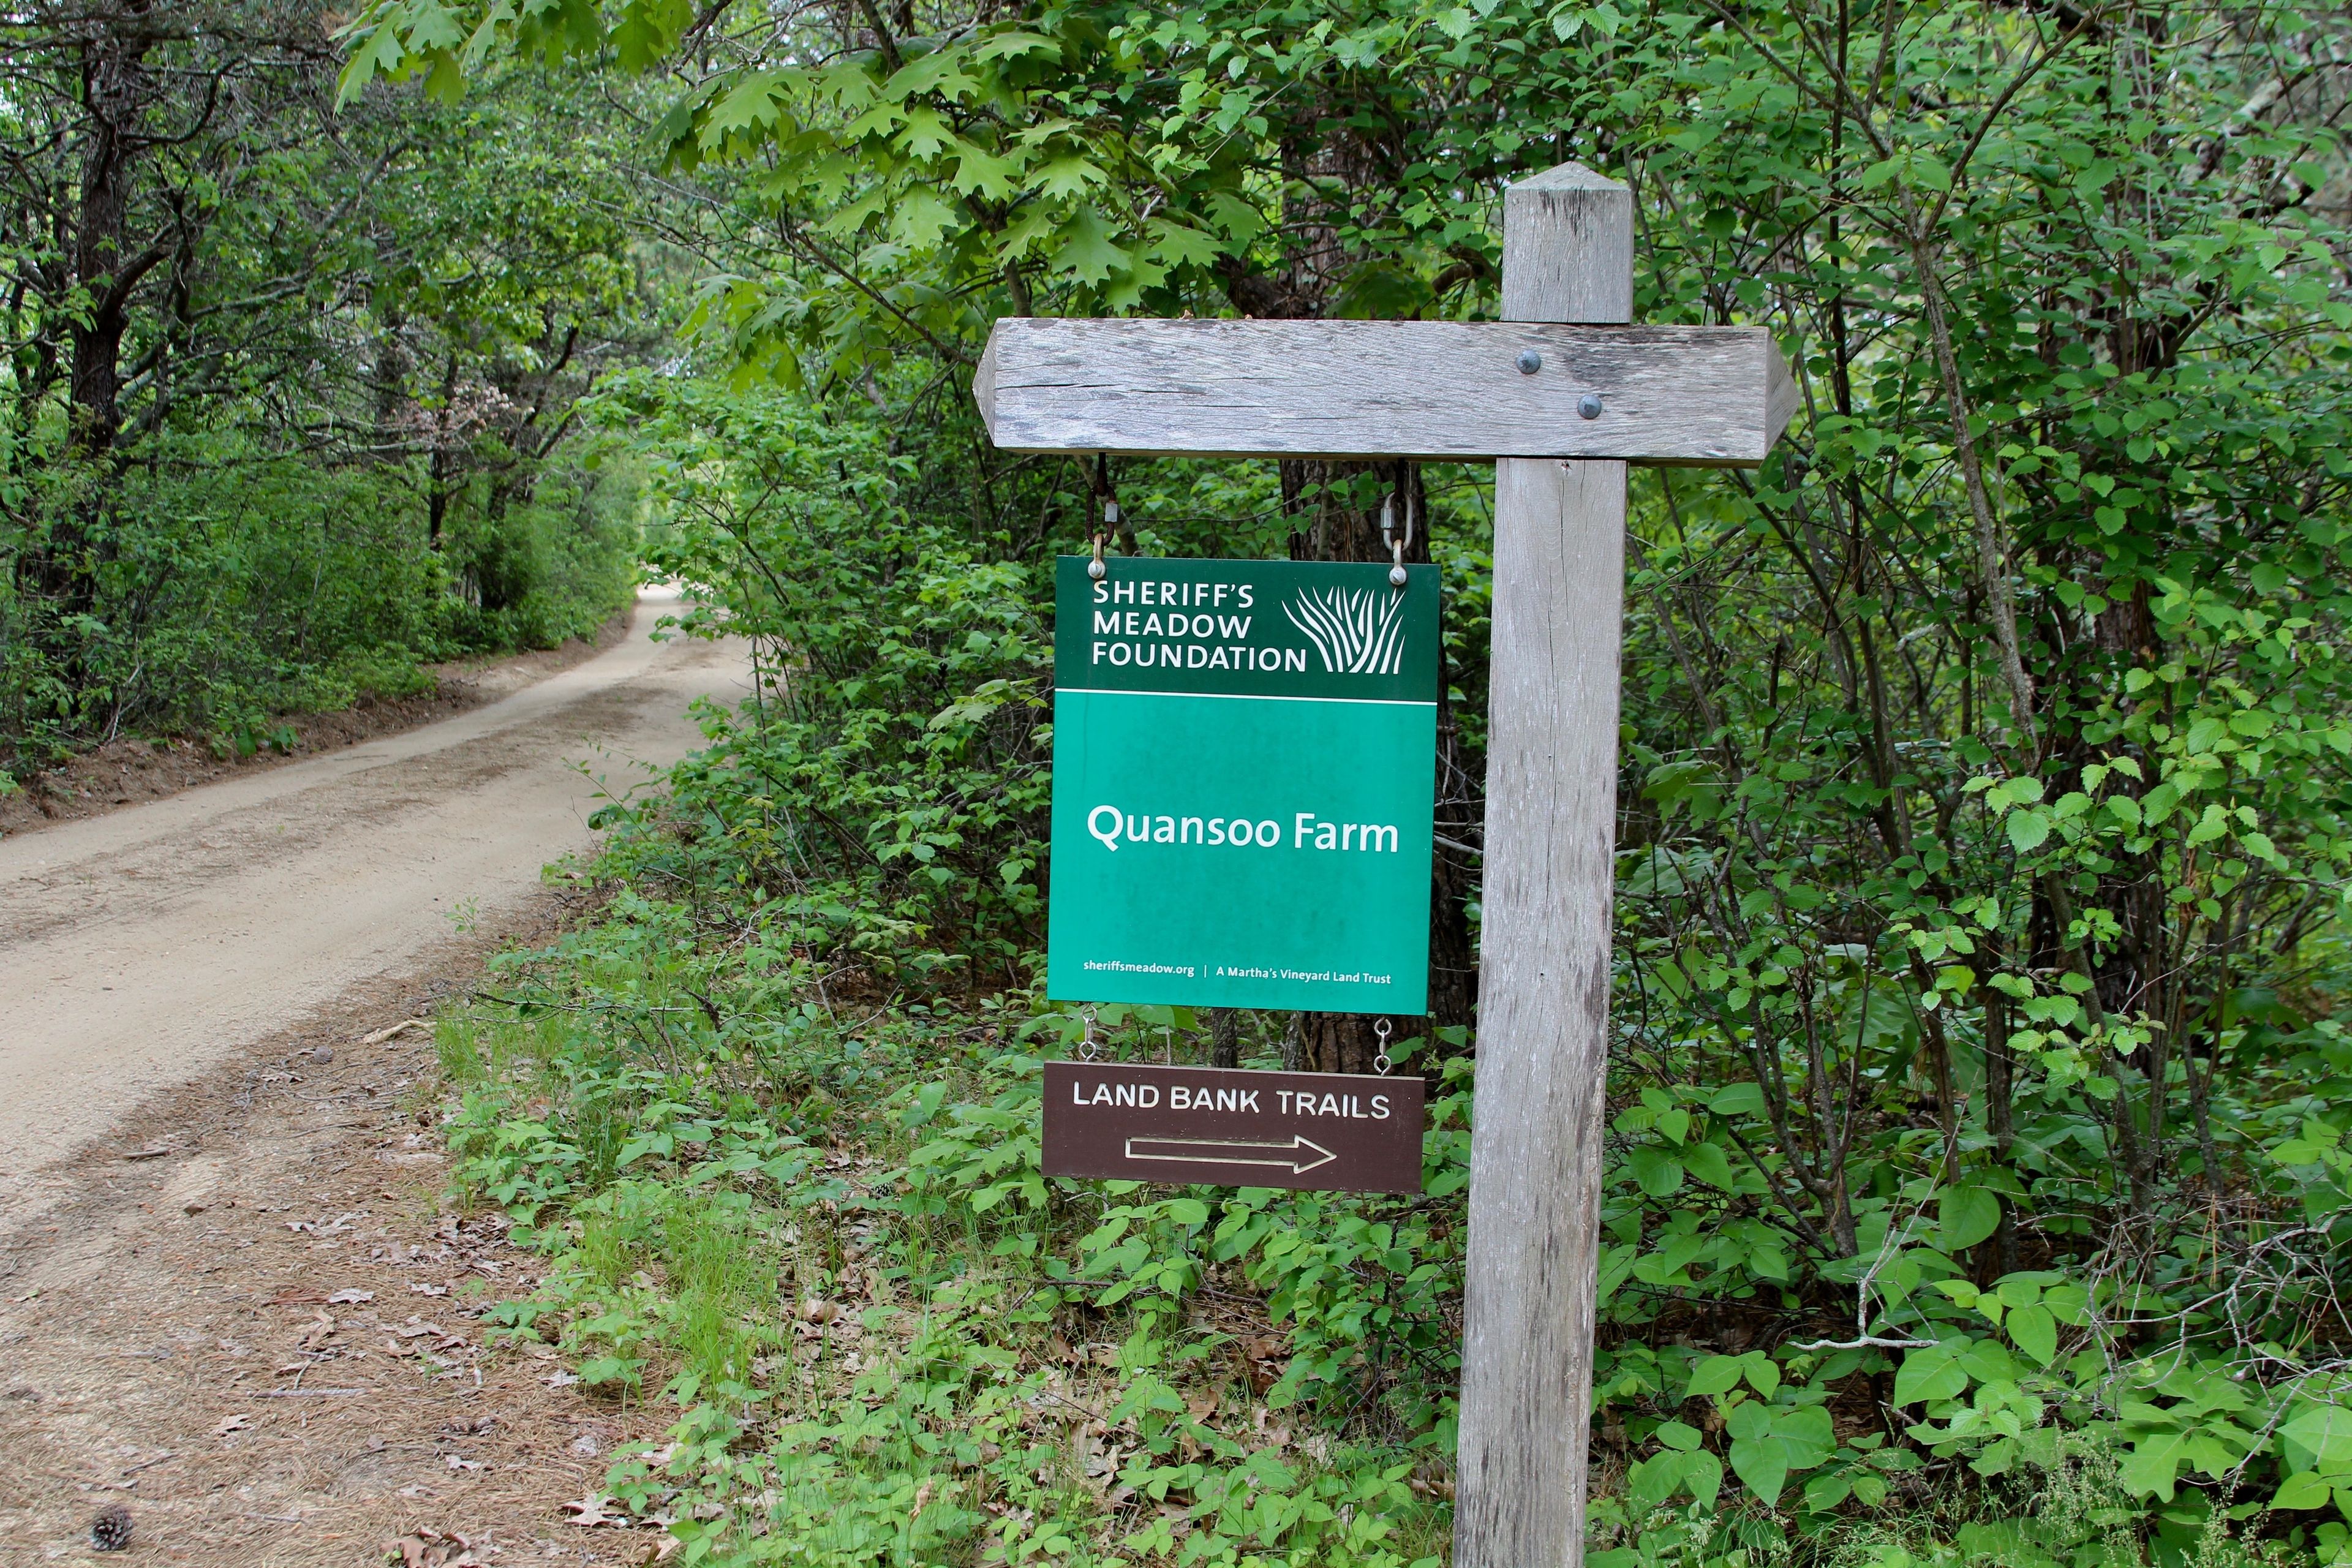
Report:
1047,556,1441,1016
1042,1062,1425,1194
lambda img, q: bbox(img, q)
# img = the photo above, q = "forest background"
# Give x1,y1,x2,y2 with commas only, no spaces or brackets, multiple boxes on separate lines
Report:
15,0,2352,1562
0,1,650,769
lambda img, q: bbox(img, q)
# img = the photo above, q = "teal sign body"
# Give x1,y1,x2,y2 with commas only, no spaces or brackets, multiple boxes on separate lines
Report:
1047,556,1438,1013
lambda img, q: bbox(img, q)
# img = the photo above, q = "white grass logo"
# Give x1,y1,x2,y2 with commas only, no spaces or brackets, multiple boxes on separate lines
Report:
1283,586,1408,676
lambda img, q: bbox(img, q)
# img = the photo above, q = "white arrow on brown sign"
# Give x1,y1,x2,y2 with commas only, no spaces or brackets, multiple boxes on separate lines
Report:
1123,1134,1338,1176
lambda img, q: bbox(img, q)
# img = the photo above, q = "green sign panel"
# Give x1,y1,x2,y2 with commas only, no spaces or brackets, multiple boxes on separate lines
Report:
1047,556,1438,1014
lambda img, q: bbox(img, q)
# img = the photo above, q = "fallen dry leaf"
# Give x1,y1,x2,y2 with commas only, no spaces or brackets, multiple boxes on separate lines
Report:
386,1525,484,1566
564,1493,627,1528
328,1289,374,1304
212,1414,252,1436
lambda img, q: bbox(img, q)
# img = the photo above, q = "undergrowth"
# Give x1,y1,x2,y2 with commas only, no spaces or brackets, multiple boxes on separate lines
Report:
423,880,2352,1568
436,951,1462,1567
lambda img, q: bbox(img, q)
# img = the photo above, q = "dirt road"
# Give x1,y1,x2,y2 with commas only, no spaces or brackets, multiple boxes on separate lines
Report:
0,587,743,1564
0,905,680,1566
0,586,746,1217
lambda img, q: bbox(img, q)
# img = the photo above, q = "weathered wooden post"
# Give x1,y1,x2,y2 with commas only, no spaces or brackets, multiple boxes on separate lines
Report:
1454,162,1632,1568
972,159,1790,1568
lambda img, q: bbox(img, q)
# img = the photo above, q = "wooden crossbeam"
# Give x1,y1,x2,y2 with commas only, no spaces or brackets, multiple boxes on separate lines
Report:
974,316,1796,466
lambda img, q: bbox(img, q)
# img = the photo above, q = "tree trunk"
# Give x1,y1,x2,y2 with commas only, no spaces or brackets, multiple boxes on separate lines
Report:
1211,108,1467,1076
1281,458,1476,1074
66,4,159,458
372,303,411,464
427,352,459,549
24,1,160,654
1209,1008,1240,1069
1983,945,2018,1277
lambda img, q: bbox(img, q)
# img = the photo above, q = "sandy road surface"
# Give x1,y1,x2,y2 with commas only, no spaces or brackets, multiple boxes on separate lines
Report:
0,904,677,1565
0,586,747,1215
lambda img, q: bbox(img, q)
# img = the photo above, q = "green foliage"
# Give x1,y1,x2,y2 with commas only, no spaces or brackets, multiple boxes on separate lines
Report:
343,0,2352,1554
0,435,637,766
581,370,1054,986
0,53,652,769
431,931,1457,1567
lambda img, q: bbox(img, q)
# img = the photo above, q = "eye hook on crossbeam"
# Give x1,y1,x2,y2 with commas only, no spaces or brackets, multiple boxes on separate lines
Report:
1380,480,1414,590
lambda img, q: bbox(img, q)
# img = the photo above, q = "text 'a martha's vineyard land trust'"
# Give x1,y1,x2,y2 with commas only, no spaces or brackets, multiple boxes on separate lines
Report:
1046,556,1441,1014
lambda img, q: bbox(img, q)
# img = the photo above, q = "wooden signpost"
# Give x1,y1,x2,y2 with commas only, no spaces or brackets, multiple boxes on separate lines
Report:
977,164,1790,1568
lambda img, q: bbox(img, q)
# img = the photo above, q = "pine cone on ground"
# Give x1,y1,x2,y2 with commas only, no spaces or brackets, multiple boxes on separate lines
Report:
90,1503,133,1552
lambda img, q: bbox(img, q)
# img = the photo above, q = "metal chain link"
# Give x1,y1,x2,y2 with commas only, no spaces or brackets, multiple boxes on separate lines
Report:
1088,499,1120,580
1381,493,1412,588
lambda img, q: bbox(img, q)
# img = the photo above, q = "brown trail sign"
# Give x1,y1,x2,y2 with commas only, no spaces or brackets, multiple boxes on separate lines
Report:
1044,1061,1425,1194
982,163,1789,1568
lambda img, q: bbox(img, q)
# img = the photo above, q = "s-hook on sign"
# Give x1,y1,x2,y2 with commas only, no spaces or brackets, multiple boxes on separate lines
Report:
1045,555,1439,1015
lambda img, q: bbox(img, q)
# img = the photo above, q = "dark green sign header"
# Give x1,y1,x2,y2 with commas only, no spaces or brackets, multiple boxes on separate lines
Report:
1054,556,1439,703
